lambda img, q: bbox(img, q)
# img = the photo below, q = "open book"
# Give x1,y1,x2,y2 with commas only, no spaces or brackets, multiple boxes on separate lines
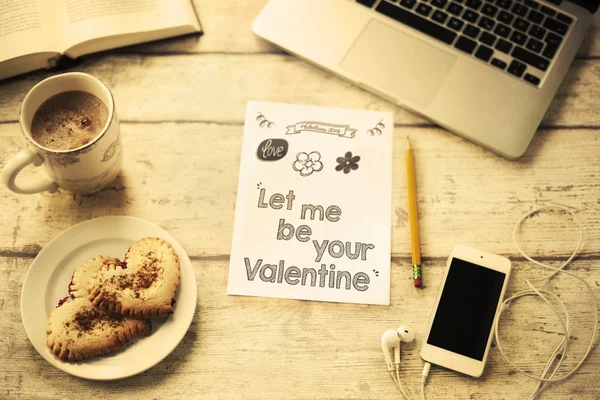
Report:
0,0,201,81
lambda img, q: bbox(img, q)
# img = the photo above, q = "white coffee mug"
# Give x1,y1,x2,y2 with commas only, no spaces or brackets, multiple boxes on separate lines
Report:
2,72,121,194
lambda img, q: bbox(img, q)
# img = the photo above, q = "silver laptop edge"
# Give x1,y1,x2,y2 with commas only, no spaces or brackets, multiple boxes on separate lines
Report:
253,0,593,159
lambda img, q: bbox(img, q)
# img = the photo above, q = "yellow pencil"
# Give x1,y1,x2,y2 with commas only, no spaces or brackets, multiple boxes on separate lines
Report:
406,137,422,287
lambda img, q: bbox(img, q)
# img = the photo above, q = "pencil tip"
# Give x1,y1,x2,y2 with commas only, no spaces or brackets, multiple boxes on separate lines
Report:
406,137,411,149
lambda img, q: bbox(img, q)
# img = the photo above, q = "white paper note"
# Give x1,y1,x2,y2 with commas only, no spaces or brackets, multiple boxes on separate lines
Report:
227,101,393,305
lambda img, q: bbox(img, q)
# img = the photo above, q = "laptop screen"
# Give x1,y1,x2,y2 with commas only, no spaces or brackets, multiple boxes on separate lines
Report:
573,0,599,13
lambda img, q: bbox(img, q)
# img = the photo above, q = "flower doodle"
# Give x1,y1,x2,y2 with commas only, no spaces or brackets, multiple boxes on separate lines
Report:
292,151,323,177
335,152,360,174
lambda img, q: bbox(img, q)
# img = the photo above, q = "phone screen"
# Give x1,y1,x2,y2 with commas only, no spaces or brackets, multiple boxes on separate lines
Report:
426,257,506,361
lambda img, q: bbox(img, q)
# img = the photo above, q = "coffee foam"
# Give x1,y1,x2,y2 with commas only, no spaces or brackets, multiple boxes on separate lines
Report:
31,91,108,151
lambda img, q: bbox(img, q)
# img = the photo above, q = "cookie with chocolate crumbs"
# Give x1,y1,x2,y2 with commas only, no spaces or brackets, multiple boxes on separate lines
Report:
69,256,120,299
46,297,151,361
87,237,180,318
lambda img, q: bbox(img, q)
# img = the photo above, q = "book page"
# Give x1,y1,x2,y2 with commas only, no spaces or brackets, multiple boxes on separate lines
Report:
227,102,393,305
0,0,58,62
57,0,200,55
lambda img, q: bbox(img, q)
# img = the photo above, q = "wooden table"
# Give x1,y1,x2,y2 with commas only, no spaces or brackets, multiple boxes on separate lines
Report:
1,1,599,399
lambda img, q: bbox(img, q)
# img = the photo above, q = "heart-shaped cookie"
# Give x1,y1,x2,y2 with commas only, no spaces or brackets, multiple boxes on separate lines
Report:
46,296,151,361
69,255,120,299
87,237,180,318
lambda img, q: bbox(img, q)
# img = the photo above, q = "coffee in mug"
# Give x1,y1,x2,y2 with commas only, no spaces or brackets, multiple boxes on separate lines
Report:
1,72,121,195
31,91,109,151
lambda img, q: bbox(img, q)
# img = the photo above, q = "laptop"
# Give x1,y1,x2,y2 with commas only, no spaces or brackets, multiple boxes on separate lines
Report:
252,0,597,159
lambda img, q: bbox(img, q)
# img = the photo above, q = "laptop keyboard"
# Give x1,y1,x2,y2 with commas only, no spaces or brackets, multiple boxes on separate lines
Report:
355,0,574,87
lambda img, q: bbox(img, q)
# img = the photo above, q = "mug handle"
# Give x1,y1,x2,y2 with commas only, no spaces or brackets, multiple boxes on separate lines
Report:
2,148,58,194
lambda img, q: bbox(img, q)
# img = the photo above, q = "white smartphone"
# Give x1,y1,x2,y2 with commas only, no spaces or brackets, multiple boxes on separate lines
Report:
420,244,511,377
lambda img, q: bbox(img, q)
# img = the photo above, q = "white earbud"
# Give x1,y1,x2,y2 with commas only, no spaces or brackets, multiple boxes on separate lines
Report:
394,326,415,364
382,326,414,371
398,325,415,343
381,329,399,371
382,326,418,400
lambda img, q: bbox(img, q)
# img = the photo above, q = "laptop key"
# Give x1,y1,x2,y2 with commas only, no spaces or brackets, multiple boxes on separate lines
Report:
478,16,495,31
447,2,464,15
545,32,562,46
464,24,481,38
527,10,544,24
494,24,511,38
540,5,556,17
507,60,527,77
542,42,559,59
481,4,498,17
513,18,530,32
455,35,478,53
543,32,562,58
496,0,513,9
431,0,448,8
526,38,544,53
523,0,540,9
463,9,479,22
465,0,482,10
512,46,550,70
356,0,378,7
498,10,514,24
543,18,568,35
510,30,527,45
529,25,546,39
432,10,449,23
491,58,507,69
375,2,458,44
416,3,433,16
480,32,497,46
524,73,541,85
496,38,513,53
400,0,417,9
448,17,464,31
475,45,494,61
512,3,529,17
556,13,573,25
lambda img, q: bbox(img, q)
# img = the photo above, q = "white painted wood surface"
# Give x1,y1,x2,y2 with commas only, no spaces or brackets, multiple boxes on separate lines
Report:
0,1,598,399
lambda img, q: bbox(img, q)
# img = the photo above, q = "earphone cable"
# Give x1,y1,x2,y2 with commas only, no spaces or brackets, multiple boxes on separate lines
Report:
387,365,412,400
493,205,598,399
396,364,411,400
420,362,430,400
384,358,422,400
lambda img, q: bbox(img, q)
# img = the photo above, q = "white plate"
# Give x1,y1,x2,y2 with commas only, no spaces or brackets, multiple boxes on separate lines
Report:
21,216,197,380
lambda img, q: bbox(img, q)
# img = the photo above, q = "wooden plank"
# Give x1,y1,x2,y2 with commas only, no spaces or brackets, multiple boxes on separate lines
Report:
1,123,598,259
123,0,600,59
1,256,598,399
1,55,600,128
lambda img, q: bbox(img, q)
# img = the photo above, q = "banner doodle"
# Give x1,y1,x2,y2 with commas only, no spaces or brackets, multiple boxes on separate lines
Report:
286,121,356,138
